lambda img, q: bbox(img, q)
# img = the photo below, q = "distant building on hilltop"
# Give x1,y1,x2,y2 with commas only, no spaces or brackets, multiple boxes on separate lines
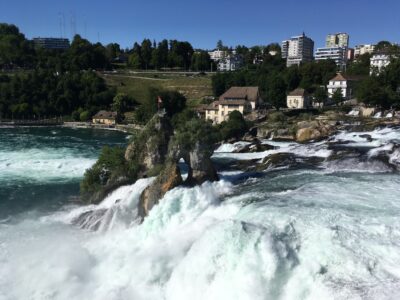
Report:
326,33,349,48
205,87,262,124
315,47,348,70
282,33,314,67
370,51,392,74
33,37,70,50
208,49,227,61
354,44,375,57
315,33,350,70
217,54,243,71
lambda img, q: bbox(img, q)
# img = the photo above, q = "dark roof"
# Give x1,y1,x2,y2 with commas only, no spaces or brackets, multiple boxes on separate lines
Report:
93,110,117,119
219,86,260,102
219,99,248,106
329,73,361,82
194,104,208,112
288,88,307,97
205,101,219,111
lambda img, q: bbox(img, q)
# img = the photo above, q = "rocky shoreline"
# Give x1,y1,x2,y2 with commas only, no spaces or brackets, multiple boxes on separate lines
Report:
74,109,400,227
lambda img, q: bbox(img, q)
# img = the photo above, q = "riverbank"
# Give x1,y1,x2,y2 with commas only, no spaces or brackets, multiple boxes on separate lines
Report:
63,122,144,133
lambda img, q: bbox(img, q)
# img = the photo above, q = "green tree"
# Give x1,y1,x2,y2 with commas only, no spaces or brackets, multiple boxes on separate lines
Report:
141,39,153,69
313,86,328,107
332,88,344,106
128,53,142,69
356,77,395,109
219,110,248,140
346,53,371,76
267,76,287,110
191,51,211,71
112,93,137,114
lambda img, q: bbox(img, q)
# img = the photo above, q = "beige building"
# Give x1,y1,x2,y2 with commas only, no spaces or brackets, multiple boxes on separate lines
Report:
92,110,118,125
205,87,261,124
287,88,310,109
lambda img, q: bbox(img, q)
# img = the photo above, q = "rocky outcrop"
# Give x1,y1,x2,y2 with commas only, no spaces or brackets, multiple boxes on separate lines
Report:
125,113,173,174
139,140,219,219
296,120,336,143
82,112,221,221
186,142,218,185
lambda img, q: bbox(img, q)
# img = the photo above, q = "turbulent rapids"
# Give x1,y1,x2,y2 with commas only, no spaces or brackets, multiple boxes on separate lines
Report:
1,126,400,300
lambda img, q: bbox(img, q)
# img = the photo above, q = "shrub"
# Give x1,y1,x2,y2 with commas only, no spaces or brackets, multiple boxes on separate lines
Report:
79,110,90,121
268,111,286,123
80,146,128,195
218,111,248,141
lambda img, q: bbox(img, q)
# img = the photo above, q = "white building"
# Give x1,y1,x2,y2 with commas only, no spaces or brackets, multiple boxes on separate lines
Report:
282,33,314,67
217,55,243,71
354,44,375,57
287,88,310,109
315,47,347,70
208,49,227,61
327,73,358,100
370,52,392,74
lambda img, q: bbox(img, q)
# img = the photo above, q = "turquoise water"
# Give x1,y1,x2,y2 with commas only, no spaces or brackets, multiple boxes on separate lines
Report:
1,126,400,300
0,127,127,218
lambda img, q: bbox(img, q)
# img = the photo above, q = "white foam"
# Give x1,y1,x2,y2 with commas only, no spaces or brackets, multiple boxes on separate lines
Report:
215,141,251,153
213,140,332,161
0,148,96,182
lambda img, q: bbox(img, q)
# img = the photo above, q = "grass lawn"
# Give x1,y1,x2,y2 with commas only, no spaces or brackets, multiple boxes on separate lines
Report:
101,71,213,107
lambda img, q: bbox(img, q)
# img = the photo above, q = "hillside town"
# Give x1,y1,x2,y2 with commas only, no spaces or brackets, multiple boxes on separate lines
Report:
1,23,400,133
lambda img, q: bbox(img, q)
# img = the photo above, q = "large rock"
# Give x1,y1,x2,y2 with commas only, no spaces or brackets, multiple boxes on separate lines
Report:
125,113,173,172
296,127,322,142
139,162,183,219
295,120,336,143
186,142,219,185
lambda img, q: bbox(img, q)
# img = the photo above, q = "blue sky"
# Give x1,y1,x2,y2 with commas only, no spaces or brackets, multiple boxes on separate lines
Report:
1,0,399,49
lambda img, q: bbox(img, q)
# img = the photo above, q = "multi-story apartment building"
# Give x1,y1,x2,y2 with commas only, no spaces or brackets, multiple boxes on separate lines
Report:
33,38,70,50
281,33,314,67
315,47,347,70
354,44,375,57
315,33,350,70
326,33,349,48
281,40,289,59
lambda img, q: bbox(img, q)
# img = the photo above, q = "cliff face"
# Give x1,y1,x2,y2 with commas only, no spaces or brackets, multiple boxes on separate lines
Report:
138,127,219,220
125,113,174,176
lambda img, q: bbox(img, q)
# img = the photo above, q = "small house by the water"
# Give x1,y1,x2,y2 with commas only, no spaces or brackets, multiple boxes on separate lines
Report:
287,88,310,109
92,111,118,125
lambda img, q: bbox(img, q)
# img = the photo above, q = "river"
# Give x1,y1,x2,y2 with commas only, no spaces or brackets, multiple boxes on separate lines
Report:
0,126,400,300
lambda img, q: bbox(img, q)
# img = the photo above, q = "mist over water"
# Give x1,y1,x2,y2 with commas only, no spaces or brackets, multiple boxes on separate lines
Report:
1,126,400,300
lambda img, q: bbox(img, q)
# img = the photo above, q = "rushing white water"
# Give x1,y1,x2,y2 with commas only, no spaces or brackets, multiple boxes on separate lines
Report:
1,126,400,300
0,148,96,182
